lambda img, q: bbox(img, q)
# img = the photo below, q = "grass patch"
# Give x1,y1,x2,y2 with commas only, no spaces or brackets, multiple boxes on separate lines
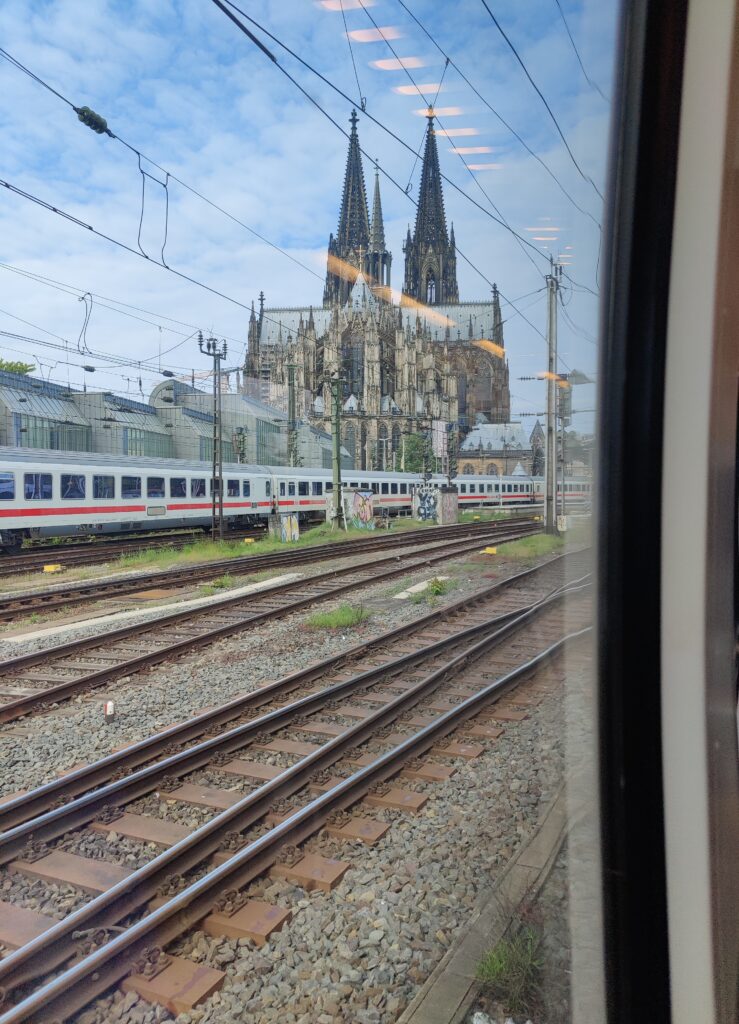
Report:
305,603,370,629
198,573,237,597
497,534,564,562
459,509,511,523
476,926,543,1016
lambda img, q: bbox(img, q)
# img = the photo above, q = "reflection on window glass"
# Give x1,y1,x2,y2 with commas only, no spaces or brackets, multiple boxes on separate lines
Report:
122,476,141,499
0,472,14,500
170,478,187,498
147,477,165,498
93,475,115,499
61,474,85,499
24,473,52,500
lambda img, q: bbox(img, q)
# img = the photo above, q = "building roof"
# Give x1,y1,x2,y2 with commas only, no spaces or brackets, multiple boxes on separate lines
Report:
460,422,530,451
0,388,90,425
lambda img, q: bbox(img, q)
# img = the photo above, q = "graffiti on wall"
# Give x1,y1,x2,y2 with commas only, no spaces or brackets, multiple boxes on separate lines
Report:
349,490,375,529
416,484,437,522
280,513,300,542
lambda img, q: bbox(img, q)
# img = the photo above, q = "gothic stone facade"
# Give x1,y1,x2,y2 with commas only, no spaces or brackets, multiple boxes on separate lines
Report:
243,109,510,471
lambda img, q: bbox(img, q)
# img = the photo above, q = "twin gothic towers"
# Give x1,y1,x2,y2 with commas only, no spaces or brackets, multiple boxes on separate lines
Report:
323,108,459,309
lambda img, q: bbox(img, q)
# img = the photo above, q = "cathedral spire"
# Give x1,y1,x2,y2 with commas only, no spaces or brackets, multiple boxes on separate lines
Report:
402,109,459,306
323,110,372,307
492,282,504,347
370,163,385,252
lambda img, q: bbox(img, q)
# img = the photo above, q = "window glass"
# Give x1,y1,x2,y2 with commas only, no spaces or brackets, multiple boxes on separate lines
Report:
170,478,187,498
122,476,141,499
311,481,323,496
495,484,500,493
61,474,85,499
24,473,52,500
211,478,221,496
280,481,286,496
360,481,369,489
460,484,467,494
400,483,407,495
381,482,389,494
93,475,115,499
391,482,398,494
191,478,205,498
265,481,271,497
227,479,239,497
298,481,309,496
0,472,14,500
288,481,295,497
147,477,165,498
469,484,476,494
243,480,251,497
325,481,333,491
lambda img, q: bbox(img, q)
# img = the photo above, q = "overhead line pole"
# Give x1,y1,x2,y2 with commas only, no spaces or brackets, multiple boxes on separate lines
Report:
199,332,227,541
545,259,561,535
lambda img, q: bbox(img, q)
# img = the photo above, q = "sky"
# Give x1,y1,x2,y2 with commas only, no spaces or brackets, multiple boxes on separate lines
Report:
0,0,618,432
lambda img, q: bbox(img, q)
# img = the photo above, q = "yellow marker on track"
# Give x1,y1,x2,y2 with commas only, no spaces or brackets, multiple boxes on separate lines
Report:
42,564,64,573
483,547,497,555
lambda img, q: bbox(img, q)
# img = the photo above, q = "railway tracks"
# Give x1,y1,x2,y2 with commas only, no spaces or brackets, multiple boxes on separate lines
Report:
0,518,535,623
0,551,591,1022
0,521,536,723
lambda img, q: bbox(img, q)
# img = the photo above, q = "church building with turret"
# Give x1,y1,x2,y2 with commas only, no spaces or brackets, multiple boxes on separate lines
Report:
242,109,510,471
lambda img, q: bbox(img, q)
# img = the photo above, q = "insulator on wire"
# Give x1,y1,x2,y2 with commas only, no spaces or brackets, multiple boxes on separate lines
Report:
76,106,110,135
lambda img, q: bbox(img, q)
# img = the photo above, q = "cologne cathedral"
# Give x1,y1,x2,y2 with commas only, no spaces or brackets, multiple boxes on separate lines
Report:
242,109,510,470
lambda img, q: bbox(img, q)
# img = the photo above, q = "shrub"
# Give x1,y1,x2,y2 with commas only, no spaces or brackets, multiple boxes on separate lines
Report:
476,926,542,1016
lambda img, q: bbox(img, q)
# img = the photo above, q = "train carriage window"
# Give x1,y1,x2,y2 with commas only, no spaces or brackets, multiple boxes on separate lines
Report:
469,484,476,494
93,475,115,500
349,481,358,488
487,484,493,493
288,482,295,497
0,472,14,500
513,484,519,493
24,473,52,500
360,481,369,489
494,484,500,493
190,478,205,498
400,483,407,495
147,477,165,498
390,482,398,494
265,481,271,497
242,480,251,497
210,478,221,496
325,481,333,491
227,479,239,497
170,478,187,498
371,482,379,494
298,481,309,497
460,484,467,494
279,481,286,497
122,476,142,499
61,474,85,499
381,482,389,494
311,482,323,496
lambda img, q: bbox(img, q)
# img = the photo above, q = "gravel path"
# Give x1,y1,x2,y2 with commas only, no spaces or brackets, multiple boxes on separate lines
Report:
66,650,574,1024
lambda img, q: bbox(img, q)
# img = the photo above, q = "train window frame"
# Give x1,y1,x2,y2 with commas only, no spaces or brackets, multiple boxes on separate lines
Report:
190,478,205,498
390,482,398,495
279,481,286,497
400,483,407,494
288,481,296,497
226,479,239,498
360,481,369,489
93,475,115,500
242,480,251,498
122,475,142,499
298,481,309,497
494,483,500,493
210,478,221,496
460,484,467,494
24,472,52,500
349,481,358,488
0,472,14,500
325,481,333,491
265,481,271,498
381,482,389,494
61,474,85,500
147,477,165,499
311,481,322,496
170,477,187,498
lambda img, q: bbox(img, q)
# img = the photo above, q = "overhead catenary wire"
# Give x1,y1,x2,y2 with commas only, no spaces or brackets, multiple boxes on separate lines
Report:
552,0,609,103
359,1,543,279
338,0,366,111
393,0,602,231
0,46,323,286
478,0,604,202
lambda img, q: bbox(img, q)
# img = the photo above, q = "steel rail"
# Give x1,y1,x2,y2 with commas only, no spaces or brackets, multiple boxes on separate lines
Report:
0,518,535,620
0,583,578,862
0,525,536,723
0,608,592,1022
0,552,581,832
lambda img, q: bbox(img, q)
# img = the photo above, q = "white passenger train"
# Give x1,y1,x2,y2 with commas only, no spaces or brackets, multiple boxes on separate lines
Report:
0,447,591,550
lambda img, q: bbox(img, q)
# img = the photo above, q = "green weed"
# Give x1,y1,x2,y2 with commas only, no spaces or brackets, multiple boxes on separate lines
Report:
305,604,370,629
476,926,543,1016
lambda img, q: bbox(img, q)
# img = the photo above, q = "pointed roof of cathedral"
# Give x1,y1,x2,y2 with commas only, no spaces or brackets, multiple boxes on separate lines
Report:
412,110,450,250
336,110,370,254
370,164,385,252
492,283,504,347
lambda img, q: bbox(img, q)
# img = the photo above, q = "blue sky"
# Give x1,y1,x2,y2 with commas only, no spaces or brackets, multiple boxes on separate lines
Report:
0,0,617,430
